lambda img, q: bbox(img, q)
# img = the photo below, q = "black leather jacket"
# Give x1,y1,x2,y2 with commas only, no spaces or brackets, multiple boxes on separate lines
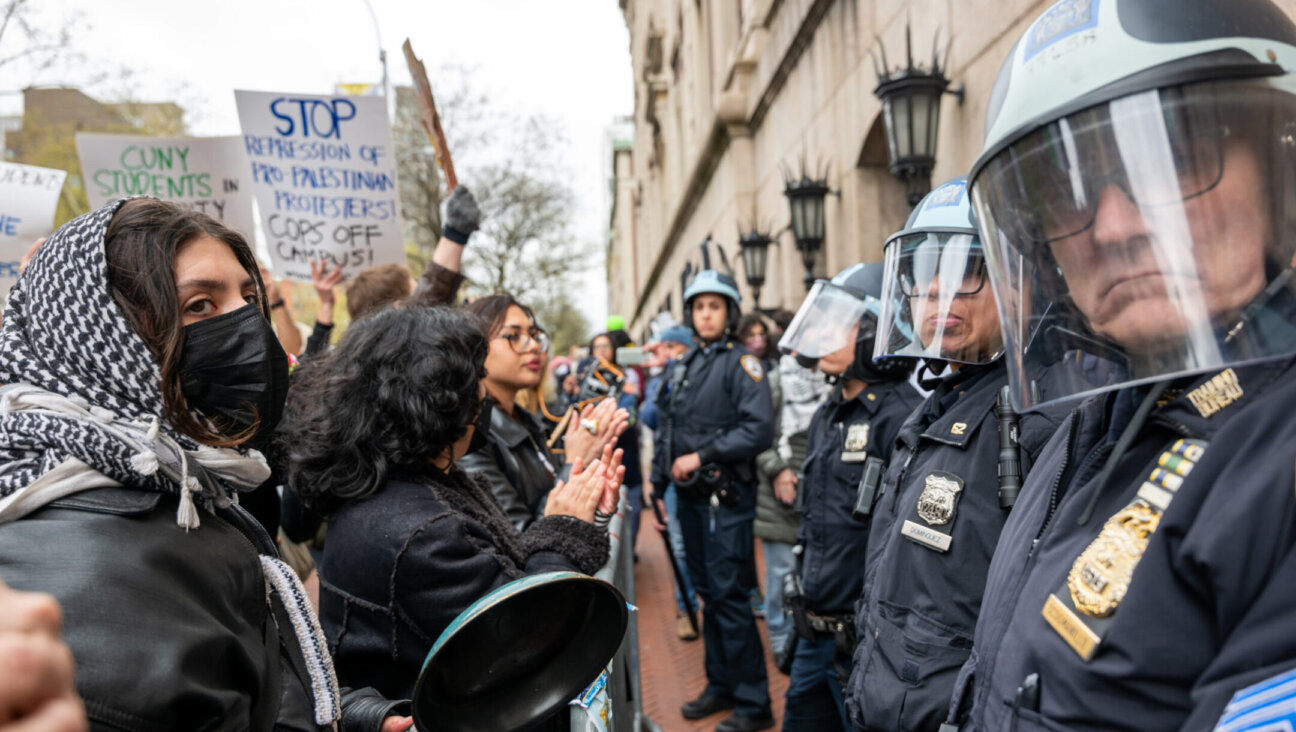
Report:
458,397,563,530
0,486,403,731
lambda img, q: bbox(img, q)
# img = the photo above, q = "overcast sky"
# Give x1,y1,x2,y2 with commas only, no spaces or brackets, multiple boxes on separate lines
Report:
4,0,634,328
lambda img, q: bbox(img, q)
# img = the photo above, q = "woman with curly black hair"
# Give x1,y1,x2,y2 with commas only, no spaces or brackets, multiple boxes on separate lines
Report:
278,305,623,701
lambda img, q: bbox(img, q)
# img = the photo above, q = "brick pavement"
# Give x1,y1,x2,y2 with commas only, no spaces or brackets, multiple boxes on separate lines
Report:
633,513,790,731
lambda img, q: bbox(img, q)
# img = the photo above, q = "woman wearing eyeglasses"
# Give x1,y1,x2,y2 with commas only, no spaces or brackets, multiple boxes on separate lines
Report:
843,178,1078,732
460,295,629,530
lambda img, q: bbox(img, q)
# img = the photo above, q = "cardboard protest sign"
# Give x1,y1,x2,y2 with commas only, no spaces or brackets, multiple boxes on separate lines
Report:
0,162,67,301
235,90,405,282
75,134,257,241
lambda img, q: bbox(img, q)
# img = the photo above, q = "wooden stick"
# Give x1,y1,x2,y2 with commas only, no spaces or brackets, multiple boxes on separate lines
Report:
401,39,458,191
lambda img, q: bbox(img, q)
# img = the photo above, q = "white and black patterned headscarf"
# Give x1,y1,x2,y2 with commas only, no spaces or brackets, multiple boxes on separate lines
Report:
0,200,342,725
0,199,270,527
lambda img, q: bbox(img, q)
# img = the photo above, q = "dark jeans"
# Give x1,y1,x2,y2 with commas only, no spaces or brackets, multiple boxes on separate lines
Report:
677,486,771,717
783,633,849,731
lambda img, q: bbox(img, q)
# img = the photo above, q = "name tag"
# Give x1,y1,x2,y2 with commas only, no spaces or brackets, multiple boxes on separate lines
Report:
901,519,952,552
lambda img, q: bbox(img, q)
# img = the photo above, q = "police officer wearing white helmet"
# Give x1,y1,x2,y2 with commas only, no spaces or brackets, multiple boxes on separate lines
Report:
660,269,776,731
842,179,1074,732
946,1,1296,730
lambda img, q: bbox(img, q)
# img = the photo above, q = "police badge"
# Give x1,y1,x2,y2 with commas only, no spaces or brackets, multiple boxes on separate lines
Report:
916,472,964,526
1067,502,1158,618
1042,438,1208,660
841,423,870,462
902,471,966,553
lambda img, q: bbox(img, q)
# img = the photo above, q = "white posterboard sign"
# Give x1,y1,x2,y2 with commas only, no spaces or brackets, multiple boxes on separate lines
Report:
75,134,257,241
0,162,68,300
234,90,404,282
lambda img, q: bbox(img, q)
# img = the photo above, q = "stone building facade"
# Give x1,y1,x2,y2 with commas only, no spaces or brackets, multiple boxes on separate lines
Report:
608,0,1296,337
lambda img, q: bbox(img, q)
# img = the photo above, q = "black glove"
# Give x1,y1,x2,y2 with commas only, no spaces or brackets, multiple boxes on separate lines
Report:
442,185,481,245
339,687,411,732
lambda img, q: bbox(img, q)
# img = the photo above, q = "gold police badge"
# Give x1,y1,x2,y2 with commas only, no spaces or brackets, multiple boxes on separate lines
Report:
1067,501,1159,618
916,472,964,526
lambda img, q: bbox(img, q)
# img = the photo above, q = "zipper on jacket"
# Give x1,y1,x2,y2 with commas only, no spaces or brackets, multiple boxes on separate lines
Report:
1029,410,1079,556
974,407,1078,728
888,447,918,512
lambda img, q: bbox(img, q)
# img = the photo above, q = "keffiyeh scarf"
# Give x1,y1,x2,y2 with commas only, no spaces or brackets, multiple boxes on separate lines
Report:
0,200,341,725
0,200,270,526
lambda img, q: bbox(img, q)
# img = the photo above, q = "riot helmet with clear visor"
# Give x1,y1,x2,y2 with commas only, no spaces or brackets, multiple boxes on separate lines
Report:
876,178,1005,366
969,0,1296,411
779,263,912,380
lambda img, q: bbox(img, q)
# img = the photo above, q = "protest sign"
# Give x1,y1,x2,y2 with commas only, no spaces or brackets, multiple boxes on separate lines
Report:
0,162,67,300
235,90,405,282
76,134,257,241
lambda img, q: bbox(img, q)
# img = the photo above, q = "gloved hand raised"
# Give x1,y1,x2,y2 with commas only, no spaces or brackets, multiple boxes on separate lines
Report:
442,185,481,245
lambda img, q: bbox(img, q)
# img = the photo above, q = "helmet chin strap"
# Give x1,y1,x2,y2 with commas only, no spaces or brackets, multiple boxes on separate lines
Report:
918,359,949,391
1224,267,1296,345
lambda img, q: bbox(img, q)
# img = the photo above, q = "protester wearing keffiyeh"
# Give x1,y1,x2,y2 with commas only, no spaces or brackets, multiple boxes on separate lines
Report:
0,199,270,528
0,199,380,729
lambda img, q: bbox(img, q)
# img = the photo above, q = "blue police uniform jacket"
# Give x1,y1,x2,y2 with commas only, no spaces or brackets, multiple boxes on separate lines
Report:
957,357,1296,732
662,337,775,484
797,377,922,615
846,360,1070,732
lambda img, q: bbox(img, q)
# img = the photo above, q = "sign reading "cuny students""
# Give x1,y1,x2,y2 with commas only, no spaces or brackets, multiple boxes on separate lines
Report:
76,133,257,242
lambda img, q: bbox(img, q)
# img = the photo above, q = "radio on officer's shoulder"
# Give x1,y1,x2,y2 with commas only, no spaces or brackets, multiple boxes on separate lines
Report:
851,457,887,522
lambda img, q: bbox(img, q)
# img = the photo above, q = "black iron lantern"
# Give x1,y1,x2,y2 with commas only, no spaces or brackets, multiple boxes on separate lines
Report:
737,228,773,310
783,173,831,292
873,26,962,206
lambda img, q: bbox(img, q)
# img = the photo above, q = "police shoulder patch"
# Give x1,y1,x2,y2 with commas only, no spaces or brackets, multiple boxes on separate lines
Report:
740,354,764,382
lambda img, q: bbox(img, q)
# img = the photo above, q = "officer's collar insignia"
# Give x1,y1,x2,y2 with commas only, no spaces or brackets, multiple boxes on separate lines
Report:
950,422,968,435
841,423,870,462
916,472,963,526
740,354,764,382
1185,368,1243,418
1043,438,1209,661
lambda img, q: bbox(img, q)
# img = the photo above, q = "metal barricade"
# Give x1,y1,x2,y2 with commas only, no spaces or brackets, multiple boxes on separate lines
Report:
570,492,661,731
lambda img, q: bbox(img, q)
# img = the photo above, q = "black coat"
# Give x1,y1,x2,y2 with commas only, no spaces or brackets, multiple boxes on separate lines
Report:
654,337,775,486
0,486,400,732
958,358,1296,732
319,468,610,701
847,361,1071,732
796,378,922,615
458,397,561,530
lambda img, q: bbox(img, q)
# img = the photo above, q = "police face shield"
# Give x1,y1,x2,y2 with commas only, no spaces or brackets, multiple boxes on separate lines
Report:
972,80,1296,410
779,281,873,365
875,231,1004,365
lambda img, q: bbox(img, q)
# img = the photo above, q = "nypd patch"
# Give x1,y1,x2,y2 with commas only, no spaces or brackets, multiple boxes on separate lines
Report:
740,354,765,382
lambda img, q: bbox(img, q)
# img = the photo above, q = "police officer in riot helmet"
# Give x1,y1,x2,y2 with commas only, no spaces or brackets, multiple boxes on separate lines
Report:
775,263,922,731
843,178,1075,732
663,269,776,731
946,1,1296,730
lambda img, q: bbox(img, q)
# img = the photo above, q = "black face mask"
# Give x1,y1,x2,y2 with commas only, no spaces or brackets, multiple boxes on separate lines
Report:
467,397,494,454
179,305,289,446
